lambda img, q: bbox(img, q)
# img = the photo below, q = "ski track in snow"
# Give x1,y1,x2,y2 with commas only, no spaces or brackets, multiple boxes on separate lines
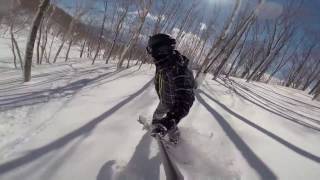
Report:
0,60,319,180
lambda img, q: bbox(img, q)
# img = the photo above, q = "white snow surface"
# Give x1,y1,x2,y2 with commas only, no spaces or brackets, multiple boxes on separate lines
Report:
0,61,319,180
0,33,320,180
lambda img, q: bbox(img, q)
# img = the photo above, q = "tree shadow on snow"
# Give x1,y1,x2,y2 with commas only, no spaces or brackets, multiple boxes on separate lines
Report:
97,133,161,180
251,82,320,111
0,79,153,175
0,67,128,112
199,89,320,164
234,80,320,124
166,127,241,180
213,78,320,132
0,65,112,90
196,92,278,180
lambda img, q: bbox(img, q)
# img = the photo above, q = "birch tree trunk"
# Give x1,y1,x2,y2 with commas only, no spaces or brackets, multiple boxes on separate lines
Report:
195,0,242,80
40,21,49,64
152,0,168,34
226,30,249,77
53,6,87,63
213,17,253,79
24,0,50,82
105,4,129,64
47,30,60,63
92,0,108,64
11,34,17,68
285,43,316,87
117,0,153,69
36,20,43,64
80,39,87,58
11,29,23,70
302,65,320,90
310,79,320,95
265,45,291,83
175,0,199,41
65,38,73,62
10,19,23,70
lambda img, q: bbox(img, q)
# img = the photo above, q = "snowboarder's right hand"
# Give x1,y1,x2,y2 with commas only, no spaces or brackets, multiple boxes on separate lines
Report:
151,117,176,137
151,123,167,137
152,116,175,128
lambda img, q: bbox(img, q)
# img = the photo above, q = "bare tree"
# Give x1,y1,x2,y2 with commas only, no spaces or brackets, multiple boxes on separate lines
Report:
79,20,94,58
310,75,320,100
41,3,57,63
246,17,296,82
36,19,44,64
195,0,243,81
175,0,199,41
117,0,153,69
284,42,317,87
105,1,129,64
212,11,255,79
53,0,89,63
313,89,320,101
265,43,292,83
161,0,183,33
24,0,50,82
301,59,320,90
5,0,25,70
9,15,24,70
37,4,55,64
206,4,260,80
192,14,218,67
47,30,60,63
310,78,320,100
152,0,169,34
92,0,108,64
226,29,249,77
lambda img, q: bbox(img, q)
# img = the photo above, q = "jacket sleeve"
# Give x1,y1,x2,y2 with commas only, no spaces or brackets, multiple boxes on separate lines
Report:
166,66,195,122
154,72,160,98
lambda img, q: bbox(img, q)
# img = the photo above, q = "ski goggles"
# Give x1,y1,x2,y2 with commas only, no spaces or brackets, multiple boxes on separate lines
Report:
146,44,174,55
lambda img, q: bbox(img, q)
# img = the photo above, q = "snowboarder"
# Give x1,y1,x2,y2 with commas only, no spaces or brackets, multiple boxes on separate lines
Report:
146,33,195,143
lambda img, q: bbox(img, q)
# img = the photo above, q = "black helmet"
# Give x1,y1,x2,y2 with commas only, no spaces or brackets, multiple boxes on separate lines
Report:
147,34,176,55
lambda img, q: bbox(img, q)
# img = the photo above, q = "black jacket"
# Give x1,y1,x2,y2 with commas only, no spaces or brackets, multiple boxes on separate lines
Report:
154,51,195,123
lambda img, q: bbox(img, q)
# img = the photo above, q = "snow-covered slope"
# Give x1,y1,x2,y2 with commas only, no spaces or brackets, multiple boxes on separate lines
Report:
1,26,320,180
0,60,319,180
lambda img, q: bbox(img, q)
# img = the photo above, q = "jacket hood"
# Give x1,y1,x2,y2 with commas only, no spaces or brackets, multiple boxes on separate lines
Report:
154,50,189,70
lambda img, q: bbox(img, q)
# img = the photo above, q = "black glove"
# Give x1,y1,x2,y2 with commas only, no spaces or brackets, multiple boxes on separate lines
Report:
151,114,177,137
152,117,175,130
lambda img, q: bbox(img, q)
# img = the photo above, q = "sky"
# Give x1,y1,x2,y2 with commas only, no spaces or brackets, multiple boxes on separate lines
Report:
297,0,320,35
56,0,320,39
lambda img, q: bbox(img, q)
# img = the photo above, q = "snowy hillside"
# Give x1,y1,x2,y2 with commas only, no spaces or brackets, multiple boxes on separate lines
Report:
1,0,320,178
0,59,319,180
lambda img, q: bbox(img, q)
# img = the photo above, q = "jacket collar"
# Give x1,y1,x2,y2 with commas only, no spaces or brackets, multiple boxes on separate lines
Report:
154,50,186,71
